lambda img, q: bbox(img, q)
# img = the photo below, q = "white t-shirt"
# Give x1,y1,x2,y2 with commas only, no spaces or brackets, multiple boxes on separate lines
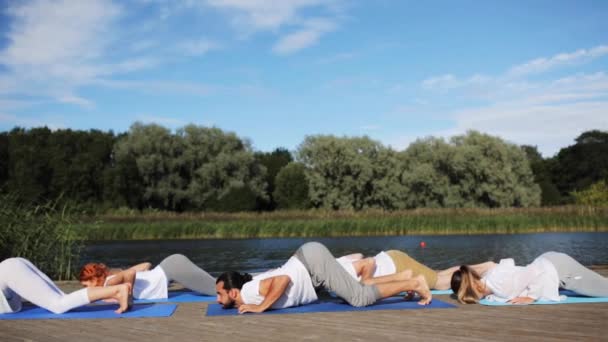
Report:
240,256,318,309
337,251,397,281
483,257,561,302
106,266,169,300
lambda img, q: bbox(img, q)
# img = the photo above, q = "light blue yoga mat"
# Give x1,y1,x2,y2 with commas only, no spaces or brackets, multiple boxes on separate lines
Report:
431,289,453,295
206,297,456,316
479,290,608,306
134,291,216,303
0,303,177,320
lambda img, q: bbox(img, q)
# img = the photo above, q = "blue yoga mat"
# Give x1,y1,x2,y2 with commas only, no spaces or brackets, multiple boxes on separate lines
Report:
134,291,216,303
206,297,456,316
0,303,177,320
329,289,453,299
479,290,608,306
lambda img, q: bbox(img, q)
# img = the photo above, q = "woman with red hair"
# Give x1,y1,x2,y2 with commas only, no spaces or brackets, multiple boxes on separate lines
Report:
1,257,132,314
80,254,215,300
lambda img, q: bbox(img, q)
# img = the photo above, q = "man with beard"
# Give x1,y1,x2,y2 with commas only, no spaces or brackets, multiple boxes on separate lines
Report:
215,242,431,314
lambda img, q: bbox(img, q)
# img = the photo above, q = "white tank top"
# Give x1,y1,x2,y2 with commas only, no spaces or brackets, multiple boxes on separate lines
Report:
106,266,168,299
240,256,318,309
372,251,396,277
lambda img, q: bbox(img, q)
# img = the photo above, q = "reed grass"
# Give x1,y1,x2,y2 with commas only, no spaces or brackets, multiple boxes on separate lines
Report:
77,206,608,240
0,195,83,280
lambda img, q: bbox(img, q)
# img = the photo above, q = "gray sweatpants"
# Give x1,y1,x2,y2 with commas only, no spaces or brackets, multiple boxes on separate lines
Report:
158,254,216,296
541,252,608,297
294,242,382,307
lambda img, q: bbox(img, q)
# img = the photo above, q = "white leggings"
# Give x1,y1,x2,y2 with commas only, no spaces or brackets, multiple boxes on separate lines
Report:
0,258,89,314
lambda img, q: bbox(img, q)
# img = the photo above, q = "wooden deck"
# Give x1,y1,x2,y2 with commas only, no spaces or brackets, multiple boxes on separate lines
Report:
2,267,608,342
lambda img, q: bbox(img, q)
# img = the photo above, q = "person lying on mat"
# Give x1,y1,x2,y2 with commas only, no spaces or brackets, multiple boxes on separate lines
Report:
336,250,492,290
215,242,432,314
451,251,608,304
80,254,216,300
0,257,132,314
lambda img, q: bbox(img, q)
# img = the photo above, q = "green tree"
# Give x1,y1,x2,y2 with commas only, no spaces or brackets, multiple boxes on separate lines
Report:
255,148,293,210
572,180,608,206
0,132,8,190
114,123,185,210
401,131,541,208
46,129,116,207
114,122,267,211
552,130,608,202
297,135,405,210
400,137,455,208
6,127,53,203
521,145,561,206
274,162,310,209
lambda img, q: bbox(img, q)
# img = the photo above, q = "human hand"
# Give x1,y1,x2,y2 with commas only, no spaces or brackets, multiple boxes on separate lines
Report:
238,304,265,314
508,297,535,305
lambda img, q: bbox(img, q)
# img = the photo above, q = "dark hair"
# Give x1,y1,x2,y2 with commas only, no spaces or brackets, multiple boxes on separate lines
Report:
216,271,253,291
450,266,464,294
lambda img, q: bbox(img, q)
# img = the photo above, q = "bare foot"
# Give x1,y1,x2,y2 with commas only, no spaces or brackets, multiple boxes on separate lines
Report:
413,275,432,305
114,283,133,314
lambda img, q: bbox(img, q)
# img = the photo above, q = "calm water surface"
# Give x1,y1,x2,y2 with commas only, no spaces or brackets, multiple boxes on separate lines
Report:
82,233,608,276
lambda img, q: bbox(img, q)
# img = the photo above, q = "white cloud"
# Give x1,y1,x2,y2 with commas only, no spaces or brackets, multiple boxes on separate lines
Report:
414,45,608,156
508,45,608,77
58,94,95,109
447,100,608,156
205,0,325,31
422,44,608,92
273,18,336,55
0,0,121,67
205,0,342,54
0,0,125,107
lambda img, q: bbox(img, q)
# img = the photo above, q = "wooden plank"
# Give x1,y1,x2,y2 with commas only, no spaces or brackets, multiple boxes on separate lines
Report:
1,268,607,341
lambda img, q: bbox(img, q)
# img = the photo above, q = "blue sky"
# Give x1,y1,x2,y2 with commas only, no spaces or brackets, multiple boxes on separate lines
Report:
0,0,607,156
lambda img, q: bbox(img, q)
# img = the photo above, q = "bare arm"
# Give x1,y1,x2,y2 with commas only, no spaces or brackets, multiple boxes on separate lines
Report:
238,275,291,314
128,262,152,272
354,258,376,281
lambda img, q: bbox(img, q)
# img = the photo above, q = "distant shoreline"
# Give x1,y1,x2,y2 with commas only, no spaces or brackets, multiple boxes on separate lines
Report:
76,206,608,240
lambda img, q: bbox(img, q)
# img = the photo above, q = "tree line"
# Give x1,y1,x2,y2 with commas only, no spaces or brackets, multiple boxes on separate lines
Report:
0,123,606,212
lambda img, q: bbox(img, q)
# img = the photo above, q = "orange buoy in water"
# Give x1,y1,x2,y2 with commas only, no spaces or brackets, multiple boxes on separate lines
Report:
420,241,426,248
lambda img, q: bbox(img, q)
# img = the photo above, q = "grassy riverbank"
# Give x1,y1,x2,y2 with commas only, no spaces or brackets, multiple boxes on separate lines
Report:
76,206,608,240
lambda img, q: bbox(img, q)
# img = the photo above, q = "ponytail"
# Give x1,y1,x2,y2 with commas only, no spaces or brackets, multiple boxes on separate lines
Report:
450,265,482,304
216,271,253,291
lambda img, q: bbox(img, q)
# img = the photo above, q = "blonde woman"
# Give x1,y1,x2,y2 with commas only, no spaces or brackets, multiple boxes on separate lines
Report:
450,252,608,304
336,250,493,291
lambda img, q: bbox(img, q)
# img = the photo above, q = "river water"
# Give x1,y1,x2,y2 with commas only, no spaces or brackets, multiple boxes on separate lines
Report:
81,233,608,275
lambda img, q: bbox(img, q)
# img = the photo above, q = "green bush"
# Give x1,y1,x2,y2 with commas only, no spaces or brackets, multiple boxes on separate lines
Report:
572,180,608,206
0,195,82,280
